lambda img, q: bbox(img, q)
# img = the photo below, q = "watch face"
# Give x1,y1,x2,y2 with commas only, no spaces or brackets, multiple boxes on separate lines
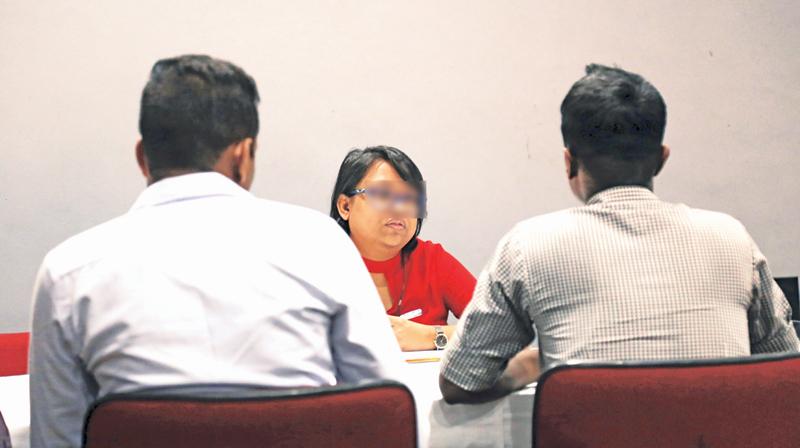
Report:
435,334,448,349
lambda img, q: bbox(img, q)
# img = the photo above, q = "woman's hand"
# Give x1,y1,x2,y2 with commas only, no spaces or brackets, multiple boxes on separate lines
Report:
388,316,436,351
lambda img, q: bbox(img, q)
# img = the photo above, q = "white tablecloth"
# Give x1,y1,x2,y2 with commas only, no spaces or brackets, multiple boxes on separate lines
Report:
0,375,29,448
0,353,533,448
403,350,535,448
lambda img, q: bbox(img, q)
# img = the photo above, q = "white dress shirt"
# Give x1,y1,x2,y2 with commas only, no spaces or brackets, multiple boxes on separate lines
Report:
29,172,404,447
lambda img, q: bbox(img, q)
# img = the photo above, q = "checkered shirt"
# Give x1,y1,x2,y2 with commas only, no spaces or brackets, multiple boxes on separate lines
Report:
441,186,800,391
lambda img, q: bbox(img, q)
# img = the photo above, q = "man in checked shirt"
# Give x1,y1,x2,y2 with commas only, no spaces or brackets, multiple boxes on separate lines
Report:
440,63,800,404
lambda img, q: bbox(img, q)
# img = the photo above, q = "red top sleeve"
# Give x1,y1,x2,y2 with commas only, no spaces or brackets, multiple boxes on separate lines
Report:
433,245,477,318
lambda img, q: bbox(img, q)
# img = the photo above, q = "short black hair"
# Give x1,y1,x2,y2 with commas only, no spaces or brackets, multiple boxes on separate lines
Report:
329,146,426,256
560,64,667,186
139,55,260,181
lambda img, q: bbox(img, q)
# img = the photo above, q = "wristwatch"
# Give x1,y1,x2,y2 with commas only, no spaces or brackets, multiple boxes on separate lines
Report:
434,326,448,350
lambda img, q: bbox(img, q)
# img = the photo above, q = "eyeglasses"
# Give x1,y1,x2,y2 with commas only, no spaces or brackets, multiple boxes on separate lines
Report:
347,182,427,218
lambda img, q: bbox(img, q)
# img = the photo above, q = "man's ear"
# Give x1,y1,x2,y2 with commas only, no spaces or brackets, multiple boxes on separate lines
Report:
135,140,152,184
654,145,670,176
336,194,351,221
232,138,254,188
564,148,578,179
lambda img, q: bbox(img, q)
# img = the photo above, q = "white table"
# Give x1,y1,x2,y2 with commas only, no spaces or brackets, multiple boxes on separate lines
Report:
0,375,29,448
0,354,534,448
403,350,535,448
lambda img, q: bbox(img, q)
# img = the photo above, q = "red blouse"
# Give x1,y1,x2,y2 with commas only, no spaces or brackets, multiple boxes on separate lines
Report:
362,239,477,325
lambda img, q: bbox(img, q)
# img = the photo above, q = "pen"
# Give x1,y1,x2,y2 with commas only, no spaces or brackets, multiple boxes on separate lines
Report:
405,357,441,363
400,308,422,320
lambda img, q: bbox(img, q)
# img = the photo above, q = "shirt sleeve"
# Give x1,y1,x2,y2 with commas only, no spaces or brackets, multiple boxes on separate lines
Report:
29,264,96,448
748,240,800,354
439,229,536,392
315,221,406,384
0,410,10,448
436,246,477,319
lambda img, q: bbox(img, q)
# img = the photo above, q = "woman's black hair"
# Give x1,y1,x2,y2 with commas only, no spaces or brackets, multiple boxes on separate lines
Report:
329,145,426,257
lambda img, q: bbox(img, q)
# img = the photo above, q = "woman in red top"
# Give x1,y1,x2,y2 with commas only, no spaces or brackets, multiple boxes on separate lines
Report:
330,146,477,351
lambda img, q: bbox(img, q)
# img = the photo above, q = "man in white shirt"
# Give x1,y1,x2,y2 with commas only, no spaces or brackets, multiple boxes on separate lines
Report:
29,54,403,446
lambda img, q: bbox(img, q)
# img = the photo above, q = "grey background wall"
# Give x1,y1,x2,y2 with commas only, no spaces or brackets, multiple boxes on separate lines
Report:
1,1,798,331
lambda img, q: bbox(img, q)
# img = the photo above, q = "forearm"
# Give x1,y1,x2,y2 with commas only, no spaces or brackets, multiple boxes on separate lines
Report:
440,347,540,404
390,318,457,351
440,372,517,404
415,324,455,351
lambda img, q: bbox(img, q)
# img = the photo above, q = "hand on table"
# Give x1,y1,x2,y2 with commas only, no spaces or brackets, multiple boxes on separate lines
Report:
503,346,541,390
388,315,436,351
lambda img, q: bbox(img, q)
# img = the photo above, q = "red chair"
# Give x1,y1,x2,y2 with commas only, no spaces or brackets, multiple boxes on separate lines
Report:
533,352,800,448
0,332,29,376
83,380,417,448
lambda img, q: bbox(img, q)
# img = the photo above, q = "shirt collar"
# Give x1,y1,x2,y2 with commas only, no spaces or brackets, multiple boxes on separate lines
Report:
586,185,659,206
130,172,252,211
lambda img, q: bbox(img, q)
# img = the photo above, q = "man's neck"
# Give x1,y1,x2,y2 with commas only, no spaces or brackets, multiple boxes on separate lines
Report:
582,178,654,203
147,169,204,186
147,168,237,186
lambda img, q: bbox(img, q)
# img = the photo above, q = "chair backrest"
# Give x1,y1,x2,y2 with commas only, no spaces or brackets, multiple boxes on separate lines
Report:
0,332,29,376
84,380,417,448
533,352,800,448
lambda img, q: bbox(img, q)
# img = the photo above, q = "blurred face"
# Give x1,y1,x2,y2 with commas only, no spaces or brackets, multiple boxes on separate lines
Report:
337,160,421,261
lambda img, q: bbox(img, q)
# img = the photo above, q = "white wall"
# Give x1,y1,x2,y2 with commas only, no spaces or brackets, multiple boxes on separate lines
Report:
1,0,798,331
